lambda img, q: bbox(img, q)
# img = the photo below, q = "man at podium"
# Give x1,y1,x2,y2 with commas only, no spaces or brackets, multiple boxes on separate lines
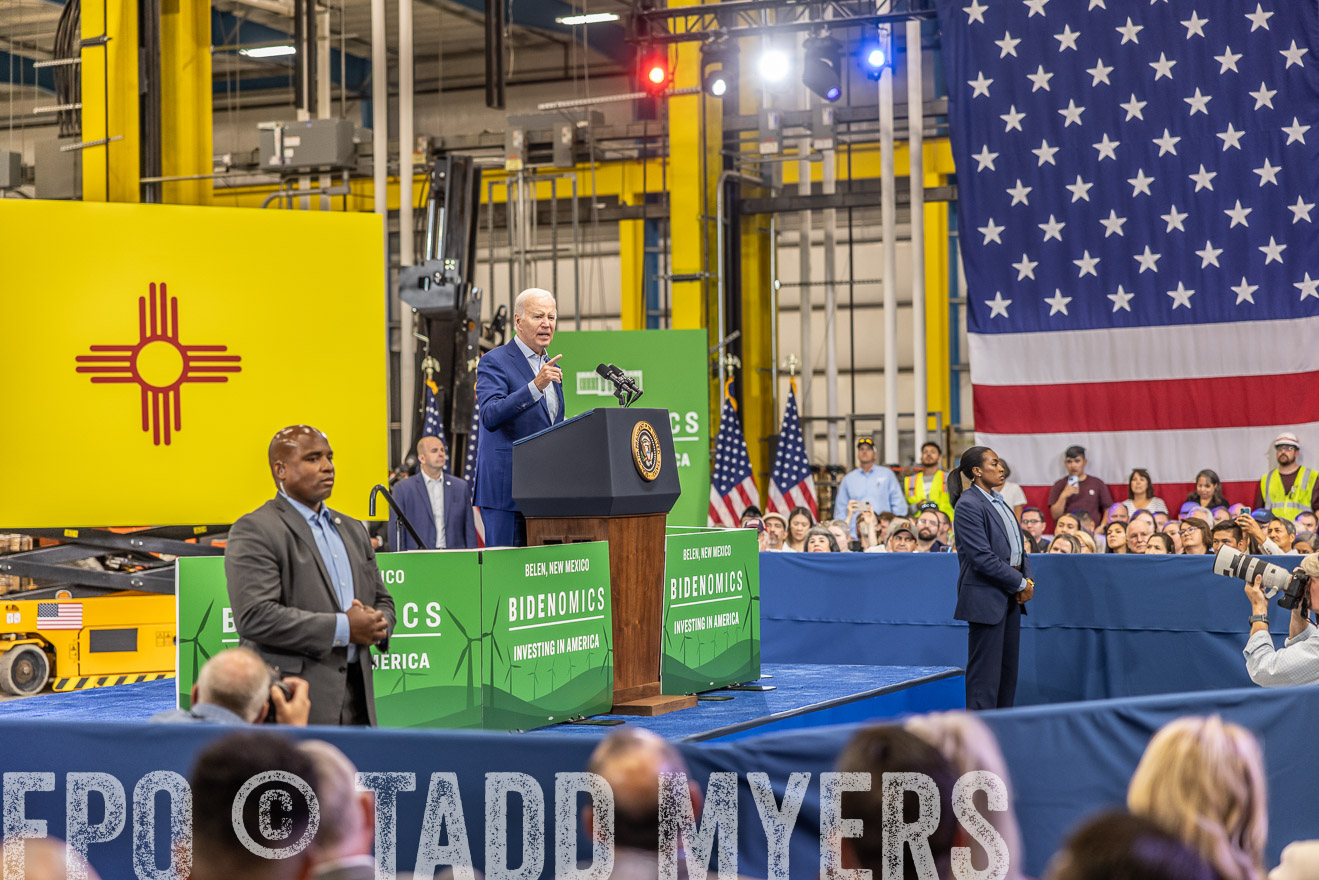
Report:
474,288,566,546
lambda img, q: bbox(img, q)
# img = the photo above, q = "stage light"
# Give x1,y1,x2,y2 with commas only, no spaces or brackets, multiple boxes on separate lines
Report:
757,47,791,84
639,51,671,96
860,25,891,80
701,40,738,99
802,36,842,102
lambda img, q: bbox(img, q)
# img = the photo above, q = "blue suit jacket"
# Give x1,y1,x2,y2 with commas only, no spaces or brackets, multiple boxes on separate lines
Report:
473,339,565,511
953,486,1032,625
389,471,477,550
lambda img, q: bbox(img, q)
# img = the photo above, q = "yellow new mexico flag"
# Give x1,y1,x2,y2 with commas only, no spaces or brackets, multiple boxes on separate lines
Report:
0,200,387,527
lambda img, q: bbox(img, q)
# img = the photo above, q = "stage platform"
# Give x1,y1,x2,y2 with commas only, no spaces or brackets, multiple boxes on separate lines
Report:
0,663,963,739
534,663,964,741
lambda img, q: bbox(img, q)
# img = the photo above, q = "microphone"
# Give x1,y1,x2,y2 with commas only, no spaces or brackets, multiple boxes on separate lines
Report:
596,363,624,385
608,364,643,397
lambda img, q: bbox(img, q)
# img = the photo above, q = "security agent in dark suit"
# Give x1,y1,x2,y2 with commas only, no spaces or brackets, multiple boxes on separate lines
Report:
473,288,566,547
225,425,395,726
948,446,1034,710
389,434,478,550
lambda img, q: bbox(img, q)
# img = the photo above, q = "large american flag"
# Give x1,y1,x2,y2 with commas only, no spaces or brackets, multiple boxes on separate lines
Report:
462,397,485,546
421,377,448,471
939,0,1319,515
709,391,760,527
767,380,819,518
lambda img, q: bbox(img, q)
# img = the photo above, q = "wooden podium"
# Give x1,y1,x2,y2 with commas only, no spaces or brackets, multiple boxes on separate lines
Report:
512,407,696,716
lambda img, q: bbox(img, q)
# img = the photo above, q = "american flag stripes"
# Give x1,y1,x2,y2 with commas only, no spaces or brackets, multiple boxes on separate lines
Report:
939,0,1319,510
462,397,485,547
36,602,82,631
767,380,819,518
422,377,448,471
708,391,760,527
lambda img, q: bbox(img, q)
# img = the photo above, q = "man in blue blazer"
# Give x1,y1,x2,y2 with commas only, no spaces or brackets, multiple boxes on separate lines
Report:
389,435,477,550
950,446,1034,710
473,288,566,546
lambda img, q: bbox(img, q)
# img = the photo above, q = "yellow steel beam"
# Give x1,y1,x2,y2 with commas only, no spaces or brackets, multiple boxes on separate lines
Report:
922,141,951,432
665,36,717,334
160,0,212,205
81,0,140,202
739,211,774,485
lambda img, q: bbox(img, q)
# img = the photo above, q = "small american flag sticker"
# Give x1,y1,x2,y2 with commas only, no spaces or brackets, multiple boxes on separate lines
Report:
37,602,83,630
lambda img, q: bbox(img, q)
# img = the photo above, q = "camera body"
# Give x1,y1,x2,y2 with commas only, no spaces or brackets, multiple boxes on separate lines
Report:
1213,546,1312,611
264,666,294,724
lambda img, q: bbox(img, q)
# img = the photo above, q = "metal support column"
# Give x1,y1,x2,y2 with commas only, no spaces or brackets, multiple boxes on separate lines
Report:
399,0,417,449
907,18,927,453
879,38,900,466
81,0,140,202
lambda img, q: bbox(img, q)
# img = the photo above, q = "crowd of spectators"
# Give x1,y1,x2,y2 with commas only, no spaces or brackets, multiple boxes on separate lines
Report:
750,432,1319,559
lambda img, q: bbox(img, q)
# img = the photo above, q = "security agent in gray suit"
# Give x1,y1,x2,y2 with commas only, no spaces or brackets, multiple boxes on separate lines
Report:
225,425,395,726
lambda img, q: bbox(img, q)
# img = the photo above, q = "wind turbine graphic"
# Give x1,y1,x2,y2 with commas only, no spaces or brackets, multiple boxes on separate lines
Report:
178,600,215,685
483,606,508,709
449,609,482,709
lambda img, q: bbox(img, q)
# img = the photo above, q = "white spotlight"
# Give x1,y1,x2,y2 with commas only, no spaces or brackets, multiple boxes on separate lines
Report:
758,47,791,83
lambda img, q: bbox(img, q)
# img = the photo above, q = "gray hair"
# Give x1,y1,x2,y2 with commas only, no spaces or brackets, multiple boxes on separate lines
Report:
513,288,556,318
196,647,270,721
1278,516,1298,536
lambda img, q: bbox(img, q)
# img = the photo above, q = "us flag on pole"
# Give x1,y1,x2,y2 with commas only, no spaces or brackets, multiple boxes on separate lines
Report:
462,400,485,547
767,380,819,518
938,0,1319,512
422,377,448,471
37,602,82,630
708,391,760,527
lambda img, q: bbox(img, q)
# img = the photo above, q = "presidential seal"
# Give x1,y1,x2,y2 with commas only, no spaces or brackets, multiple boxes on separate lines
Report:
631,420,661,482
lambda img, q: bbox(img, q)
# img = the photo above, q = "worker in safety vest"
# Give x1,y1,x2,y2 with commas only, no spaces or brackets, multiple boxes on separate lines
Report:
905,441,954,521
1255,432,1319,522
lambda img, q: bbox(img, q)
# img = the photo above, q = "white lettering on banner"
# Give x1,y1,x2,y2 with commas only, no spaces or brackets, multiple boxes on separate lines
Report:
512,632,601,662
506,586,606,624
222,608,236,634
382,569,406,585
0,770,1013,878
372,653,432,671
668,570,746,601
400,602,444,630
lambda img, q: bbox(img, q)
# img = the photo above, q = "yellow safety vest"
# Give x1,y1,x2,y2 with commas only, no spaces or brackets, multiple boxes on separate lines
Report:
905,470,954,521
1261,467,1315,522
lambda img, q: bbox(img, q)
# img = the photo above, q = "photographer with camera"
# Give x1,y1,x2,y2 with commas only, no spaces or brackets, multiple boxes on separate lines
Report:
1227,552,1319,686
152,646,311,725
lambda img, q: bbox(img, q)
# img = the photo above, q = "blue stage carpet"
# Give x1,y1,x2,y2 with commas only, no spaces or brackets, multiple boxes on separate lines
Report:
0,664,963,739
534,663,964,741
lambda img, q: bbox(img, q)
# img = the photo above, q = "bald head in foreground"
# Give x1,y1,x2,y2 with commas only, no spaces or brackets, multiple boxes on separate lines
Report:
224,425,395,726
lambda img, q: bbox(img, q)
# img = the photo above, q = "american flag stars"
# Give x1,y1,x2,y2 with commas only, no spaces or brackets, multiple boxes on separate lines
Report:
944,0,1319,331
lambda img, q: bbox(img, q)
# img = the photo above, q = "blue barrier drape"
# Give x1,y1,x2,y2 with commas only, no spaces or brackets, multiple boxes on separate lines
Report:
3,685,1317,879
761,553,1300,704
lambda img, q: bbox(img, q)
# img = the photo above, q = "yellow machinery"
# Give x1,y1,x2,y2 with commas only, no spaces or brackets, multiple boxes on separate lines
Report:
0,592,175,696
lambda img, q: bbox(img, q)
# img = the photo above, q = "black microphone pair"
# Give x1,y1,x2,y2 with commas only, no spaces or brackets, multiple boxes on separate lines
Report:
595,363,643,398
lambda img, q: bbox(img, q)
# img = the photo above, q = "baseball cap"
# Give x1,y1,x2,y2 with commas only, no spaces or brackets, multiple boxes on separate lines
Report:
1251,508,1276,524
857,437,875,447
1274,431,1301,449
916,501,941,514
885,518,917,542
763,512,788,526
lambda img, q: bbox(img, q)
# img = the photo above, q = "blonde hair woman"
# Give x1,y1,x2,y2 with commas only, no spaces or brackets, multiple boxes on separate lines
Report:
906,712,1026,880
1127,716,1268,880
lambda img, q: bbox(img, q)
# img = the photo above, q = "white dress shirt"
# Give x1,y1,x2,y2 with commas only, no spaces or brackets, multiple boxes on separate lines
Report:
422,471,447,549
513,335,557,422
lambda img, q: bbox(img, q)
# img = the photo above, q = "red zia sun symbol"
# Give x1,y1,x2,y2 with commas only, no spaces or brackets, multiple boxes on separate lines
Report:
75,282,242,446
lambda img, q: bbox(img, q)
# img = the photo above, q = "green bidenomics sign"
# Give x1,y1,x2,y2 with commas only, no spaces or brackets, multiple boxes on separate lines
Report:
552,329,710,527
660,527,761,695
176,543,611,730
479,543,613,730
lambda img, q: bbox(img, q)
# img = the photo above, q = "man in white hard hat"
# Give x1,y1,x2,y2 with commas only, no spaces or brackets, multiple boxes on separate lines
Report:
1254,432,1319,522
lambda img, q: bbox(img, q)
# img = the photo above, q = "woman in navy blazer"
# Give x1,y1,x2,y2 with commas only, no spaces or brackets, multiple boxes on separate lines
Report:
948,446,1035,710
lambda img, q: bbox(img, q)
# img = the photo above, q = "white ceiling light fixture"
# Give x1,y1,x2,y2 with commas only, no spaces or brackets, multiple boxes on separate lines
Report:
239,45,297,58
555,12,620,25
